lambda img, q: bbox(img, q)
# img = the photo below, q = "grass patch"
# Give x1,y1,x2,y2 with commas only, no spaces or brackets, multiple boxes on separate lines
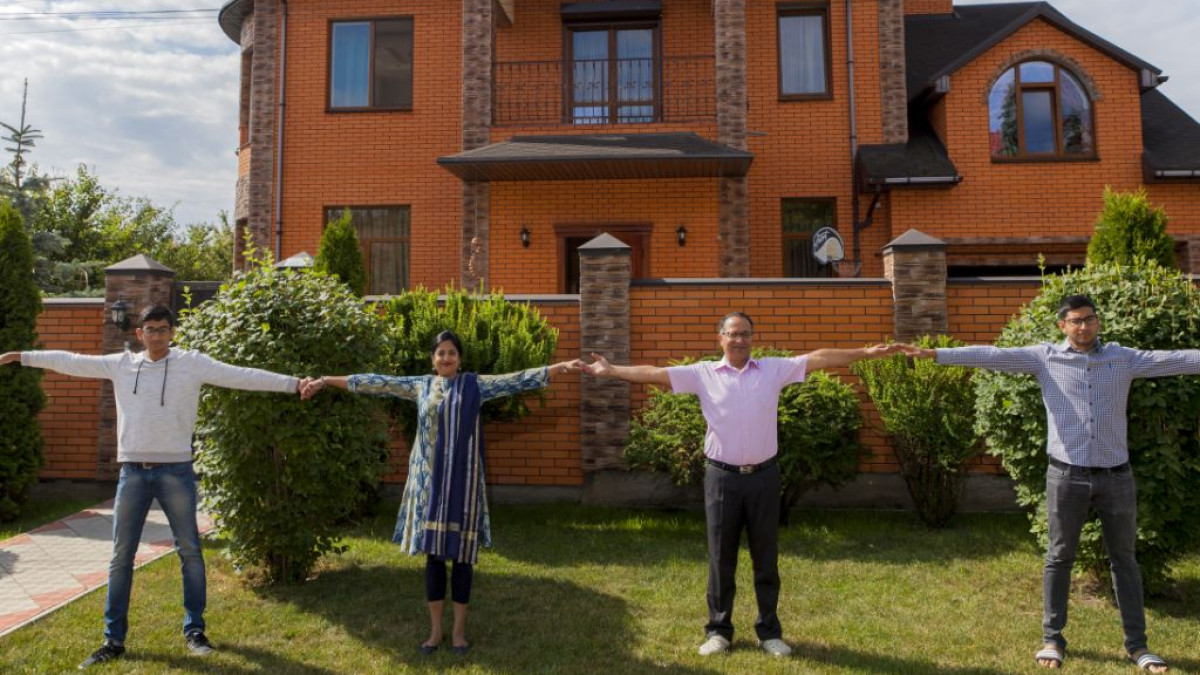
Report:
3,505,1199,674
0,491,104,540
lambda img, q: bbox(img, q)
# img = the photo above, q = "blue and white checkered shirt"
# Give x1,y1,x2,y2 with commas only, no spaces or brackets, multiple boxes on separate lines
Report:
937,340,1200,468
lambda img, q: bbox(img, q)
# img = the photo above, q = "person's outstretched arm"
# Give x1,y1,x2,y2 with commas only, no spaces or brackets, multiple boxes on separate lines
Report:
582,353,671,386
899,343,1044,374
301,373,423,401
805,344,904,372
477,359,584,401
198,353,300,395
1,350,118,379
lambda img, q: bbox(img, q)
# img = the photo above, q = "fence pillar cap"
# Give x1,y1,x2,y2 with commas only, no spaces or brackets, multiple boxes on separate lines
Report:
578,233,631,253
883,229,946,254
104,254,175,275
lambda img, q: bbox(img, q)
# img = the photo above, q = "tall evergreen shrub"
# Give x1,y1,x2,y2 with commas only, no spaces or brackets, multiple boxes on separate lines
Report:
624,348,864,523
852,335,981,527
975,261,1200,592
315,209,367,296
173,253,387,583
1086,188,1175,269
0,201,44,521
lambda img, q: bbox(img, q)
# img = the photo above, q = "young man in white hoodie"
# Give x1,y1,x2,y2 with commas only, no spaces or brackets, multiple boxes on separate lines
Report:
1,305,303,668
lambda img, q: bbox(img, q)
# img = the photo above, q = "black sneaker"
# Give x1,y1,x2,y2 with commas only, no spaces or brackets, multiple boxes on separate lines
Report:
78,639,124,669
185,631,214,656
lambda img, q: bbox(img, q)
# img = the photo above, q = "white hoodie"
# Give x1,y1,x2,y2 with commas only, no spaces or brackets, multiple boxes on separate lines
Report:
23,349,299,464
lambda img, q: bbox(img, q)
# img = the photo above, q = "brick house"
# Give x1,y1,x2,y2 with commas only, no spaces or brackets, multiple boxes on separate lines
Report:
215,0,1200,289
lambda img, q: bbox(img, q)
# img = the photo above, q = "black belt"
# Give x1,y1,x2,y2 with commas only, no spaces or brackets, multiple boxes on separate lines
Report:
706,456,777,475
1049,457,1130,474
124,461,190,470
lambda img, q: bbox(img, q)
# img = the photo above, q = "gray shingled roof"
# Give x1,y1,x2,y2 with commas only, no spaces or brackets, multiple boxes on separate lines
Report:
218,0,252,44
857,118,961,187
1142,89,1200,178
905,2,1158,103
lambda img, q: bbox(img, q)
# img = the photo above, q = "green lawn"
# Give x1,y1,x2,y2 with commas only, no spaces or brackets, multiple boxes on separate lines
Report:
3,505,1198,674
0,490,106,541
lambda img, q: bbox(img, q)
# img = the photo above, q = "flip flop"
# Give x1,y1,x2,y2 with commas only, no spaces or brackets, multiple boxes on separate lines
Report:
1035,645,1064,668
1130,652,1168,672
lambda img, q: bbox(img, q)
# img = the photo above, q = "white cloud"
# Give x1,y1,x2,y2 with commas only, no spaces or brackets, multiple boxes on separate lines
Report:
1,0,1196,230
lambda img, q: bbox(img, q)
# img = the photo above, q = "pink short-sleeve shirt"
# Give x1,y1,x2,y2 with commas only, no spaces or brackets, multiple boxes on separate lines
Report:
666,356,808,466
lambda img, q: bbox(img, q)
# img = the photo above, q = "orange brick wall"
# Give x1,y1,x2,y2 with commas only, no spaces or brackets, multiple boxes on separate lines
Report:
490,179,720,292
947,279,1043,343
746,0,893,278
378,297,583,487
35,301,105,480
273,0,463,288
892,18,1200,242
905,0,953,15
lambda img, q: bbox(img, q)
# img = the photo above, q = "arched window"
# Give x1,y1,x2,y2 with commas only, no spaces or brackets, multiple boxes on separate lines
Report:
988,61,1094,159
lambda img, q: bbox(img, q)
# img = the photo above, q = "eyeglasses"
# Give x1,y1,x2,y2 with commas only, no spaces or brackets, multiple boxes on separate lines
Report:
141,326,173,336
1062,315,1099,328
721,331,754,340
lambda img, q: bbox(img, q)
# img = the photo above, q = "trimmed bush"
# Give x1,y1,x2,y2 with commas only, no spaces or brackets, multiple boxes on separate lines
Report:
314,209,367,296
624,348,864,523
1086,188,1175,269
853,335,982,527
173,254,387,583
378,287,559,440
975,261,1200,592
0,201,44,521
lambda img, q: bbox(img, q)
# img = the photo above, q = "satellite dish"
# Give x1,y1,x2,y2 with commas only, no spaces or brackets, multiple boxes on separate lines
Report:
812,227,845,265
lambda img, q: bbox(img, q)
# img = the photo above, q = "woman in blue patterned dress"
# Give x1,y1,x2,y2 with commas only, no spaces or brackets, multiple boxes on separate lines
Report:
303,331,580,654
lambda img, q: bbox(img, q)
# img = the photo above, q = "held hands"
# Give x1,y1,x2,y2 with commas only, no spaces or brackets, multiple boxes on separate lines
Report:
893,343,937,360
299,376,326,400
862,343,908,359
551,359,584,377
581,353,613,378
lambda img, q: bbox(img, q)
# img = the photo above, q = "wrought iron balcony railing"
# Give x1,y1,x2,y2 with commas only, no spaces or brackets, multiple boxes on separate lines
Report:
493,55,716,126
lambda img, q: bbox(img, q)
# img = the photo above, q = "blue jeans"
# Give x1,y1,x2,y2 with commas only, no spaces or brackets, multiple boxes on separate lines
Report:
104,462,206,644
1043,462,1146,654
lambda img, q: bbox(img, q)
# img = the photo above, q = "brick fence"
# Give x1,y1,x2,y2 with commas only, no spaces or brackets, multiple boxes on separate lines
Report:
33,232,1049,495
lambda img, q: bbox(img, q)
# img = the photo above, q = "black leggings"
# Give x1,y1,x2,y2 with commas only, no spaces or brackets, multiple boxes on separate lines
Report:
425,556,474,604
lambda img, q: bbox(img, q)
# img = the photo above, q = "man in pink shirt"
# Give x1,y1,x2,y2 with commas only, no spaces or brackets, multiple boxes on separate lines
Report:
585,312,896,657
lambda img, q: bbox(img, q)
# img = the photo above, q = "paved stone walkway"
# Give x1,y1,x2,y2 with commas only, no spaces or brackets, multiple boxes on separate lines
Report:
0,500,214,637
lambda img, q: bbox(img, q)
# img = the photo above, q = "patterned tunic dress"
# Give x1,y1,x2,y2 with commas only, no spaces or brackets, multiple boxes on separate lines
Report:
349,367,549,556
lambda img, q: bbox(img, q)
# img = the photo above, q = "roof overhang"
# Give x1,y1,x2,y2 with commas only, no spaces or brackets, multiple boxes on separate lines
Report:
218,0,252,44
437,132,754,182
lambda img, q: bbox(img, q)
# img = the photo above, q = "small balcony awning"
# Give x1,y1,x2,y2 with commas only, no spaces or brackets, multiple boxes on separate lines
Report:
437,132,754,182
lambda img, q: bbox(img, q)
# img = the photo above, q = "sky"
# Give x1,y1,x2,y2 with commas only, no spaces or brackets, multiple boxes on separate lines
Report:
0,0,1197,228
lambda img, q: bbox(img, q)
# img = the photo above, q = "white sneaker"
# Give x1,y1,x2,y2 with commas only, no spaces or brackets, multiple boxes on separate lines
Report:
698,634,731,656
760,638,792,656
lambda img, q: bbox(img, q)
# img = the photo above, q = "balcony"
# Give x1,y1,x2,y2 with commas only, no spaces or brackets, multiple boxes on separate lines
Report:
493,55,715,127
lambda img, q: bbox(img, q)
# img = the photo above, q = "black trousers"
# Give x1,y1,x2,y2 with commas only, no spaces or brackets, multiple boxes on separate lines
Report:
703,462,782,641
425,556,474,604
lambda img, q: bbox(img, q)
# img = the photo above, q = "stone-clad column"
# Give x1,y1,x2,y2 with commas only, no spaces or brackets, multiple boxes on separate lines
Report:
878,0,909,144
99,255,176,480
883,229,948,342
714,0,750,278
244,0,279,269
578,234,631,471
461,0,494,289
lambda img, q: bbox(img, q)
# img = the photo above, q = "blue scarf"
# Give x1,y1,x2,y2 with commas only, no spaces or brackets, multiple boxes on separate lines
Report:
422,373,487,564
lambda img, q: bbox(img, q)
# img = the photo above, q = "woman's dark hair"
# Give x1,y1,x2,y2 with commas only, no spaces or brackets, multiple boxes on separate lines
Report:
430,330,463,356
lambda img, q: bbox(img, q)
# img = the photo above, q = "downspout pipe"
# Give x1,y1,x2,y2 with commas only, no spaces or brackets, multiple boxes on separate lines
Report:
273,0,288,260
846,0,862,276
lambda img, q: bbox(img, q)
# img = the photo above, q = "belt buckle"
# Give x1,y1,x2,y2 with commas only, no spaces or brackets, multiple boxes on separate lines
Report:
739,465,753,475
139,462,157,470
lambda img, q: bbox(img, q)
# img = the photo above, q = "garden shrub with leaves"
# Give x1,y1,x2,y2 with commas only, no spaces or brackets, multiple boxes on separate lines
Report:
174,253,387,583
625,348,864,522
0,201,44,521
1085,187,1175,269
853,335,981,528
379,287,559,441
314,208,367,296
975,261,1200,592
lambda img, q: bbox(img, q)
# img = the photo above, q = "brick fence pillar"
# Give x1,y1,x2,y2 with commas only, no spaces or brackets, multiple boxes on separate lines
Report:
243,0,279,270
578,234,631,471
99,255,176,480
714,0,750,278
461,0,494,289
882,229,948,341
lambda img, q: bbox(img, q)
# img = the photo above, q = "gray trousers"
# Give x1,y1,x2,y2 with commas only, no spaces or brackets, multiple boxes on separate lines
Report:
703,462,782,642
1043,462,1146,653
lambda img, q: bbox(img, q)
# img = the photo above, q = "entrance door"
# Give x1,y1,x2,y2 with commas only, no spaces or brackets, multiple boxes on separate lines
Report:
557,225,650,293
